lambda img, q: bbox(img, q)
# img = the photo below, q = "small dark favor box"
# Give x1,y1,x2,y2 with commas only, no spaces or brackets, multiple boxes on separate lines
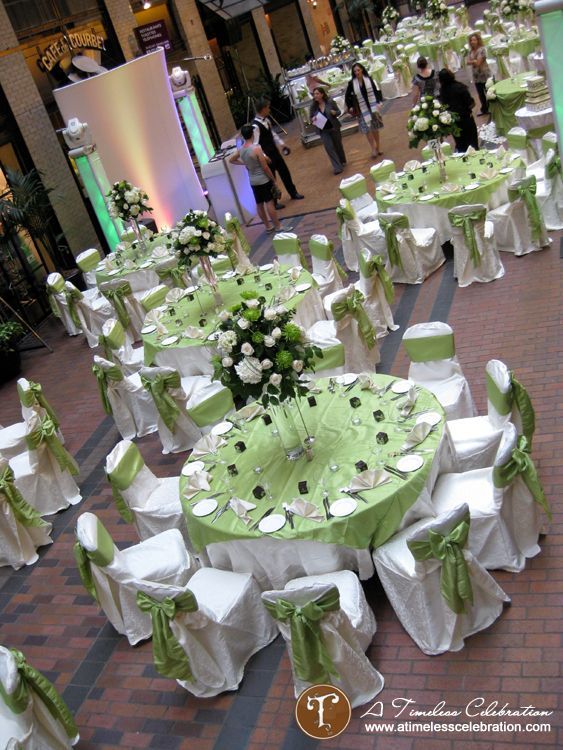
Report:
227,464,238,476
187,293,195,301
418,186,425,194
422,166,427,174
407,173,414,181
373,409,385,422
236,277,245,286
298,480,308,494
253,486,266,499
307,396,317,407
376,431,389,445
234,441,246,452
264,282,273,291
355,460,368,472
198,318,206,327
479,157,486,164
349,396,361,408
462,156,468,163
261,414,272,425
254,274,261,283
469,172,476,180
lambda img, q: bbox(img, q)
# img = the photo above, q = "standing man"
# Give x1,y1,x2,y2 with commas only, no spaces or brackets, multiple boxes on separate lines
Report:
252,97,304,209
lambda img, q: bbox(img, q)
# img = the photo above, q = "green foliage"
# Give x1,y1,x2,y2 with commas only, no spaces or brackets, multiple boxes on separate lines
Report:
0,320,25,352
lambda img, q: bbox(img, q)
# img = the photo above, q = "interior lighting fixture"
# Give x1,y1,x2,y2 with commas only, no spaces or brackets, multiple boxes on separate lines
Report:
143,1,152,9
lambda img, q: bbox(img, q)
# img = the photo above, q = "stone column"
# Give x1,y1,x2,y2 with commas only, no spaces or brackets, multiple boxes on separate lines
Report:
252,8,282,78
170,0,236,140
0,4,99,255
103,0,139,61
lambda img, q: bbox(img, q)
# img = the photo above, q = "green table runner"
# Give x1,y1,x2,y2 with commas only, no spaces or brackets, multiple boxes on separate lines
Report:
143,267,317,365
489,72,536,136
376,151,524,211
180,375,444,552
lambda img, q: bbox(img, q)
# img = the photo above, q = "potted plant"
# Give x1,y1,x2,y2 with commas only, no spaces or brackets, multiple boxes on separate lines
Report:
0,320,25,385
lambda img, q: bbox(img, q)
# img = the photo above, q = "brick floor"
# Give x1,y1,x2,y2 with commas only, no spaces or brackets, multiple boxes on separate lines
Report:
1,25,561,750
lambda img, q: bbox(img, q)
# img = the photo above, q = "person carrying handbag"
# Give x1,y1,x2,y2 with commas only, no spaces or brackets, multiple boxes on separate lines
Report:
345,62,384,158
309,87,347,174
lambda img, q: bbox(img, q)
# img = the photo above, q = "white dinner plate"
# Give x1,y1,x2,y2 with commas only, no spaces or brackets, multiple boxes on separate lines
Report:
139,261,153,269
184,285,198,294
295,283,312,293
415,411,442,427
161,335,178,346
418,194,435,201
499,167,514,174
222,271,237,279
391,379,415,394
395,171,406,178
181,460,205,476
336,373,357,386
330,497,357,517
141,324,157,335
396,454,424,472
464,183,480,190
107,269,120,276
192,498,218,517
259,513,286,533
207,331,220,341
260,263,273,271
211,421,233,436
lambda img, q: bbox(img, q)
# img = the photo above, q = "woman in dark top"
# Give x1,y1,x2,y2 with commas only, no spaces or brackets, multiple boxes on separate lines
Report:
411,57,438,104
438,68,478,152
345,63,384,158
309,87,347,174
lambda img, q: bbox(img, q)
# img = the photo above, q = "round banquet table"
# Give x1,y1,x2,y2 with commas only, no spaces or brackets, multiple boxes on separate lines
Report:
180,374,446,589
515,104,554,141
141,265,325,376
488,72,536,136
375,150,524,243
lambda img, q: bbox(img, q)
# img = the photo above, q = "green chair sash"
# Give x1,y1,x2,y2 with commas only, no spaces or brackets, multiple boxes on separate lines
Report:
493,435,551,519
141,285,168,313
18,381,59,429
542,133,558,156
506,130,527,150
358,253,395,304
370,161,395,183
0,649,78,740
136,590,198,682
102,282,132,329
98,320,126,358
187,387,234,428
335,200,356,240
408,512,474,614
332,290,376,350
308,238,347,280
0,464,49,529
25,414,79,476
263,588,340,683
140,371,182,431
392,58,411,87
545,153,561,181
73,519,115,602
77,250,100,272
63,285,83,328
156,265,188,289
46,276,65,318
485,371,512,416
507,176,543,243
487,369,536,445
378,214,409,270
340,178,369,201
92,362,124,415
449,207,486,267
106,442,144,522
225,214,251,256
492,48,510,79
272,236,307,268
403,332,456,362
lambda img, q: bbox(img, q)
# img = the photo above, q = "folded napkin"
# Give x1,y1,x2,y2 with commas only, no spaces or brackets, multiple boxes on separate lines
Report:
285,499,323,523
236,261,256,275
465,145,477,156
289,266,303,282
166,288,186,303
358,372,379,393
229,496,256,525
183,326,206,339
278,286,296,302
399,385,418,417
191,434,227,457
273,259,281,275
401,421,433,450
237,402,266,421
404,160,422,172
144,309,168,336
183,470,212,499
496,145,506,158
440,183,461,194
152,245,169,258
378,182,397,195
123,259,135,269
479,168,498,180
348,469,391,492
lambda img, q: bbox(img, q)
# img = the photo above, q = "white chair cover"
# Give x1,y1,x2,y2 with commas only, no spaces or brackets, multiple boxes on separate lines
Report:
0,646,79,749
380,71,402,99
403,322,476,420
262,582,384,708
379,212,445,284
99,318,144,376
105,439,190,545
487,175,551,255
373,504,509,655
99,278,145,341
46,273,81,336
75,512,196,644
76,247,101,289
63,282,113,348
448,204,505,287
339,174,379,222
336,199,386,272
140,569,277,697
309,234,345,299
17,378,65,444
534,149,563,231
355,248,398,338
0,423,27,460
506,126,536,165
139,284,169,314
272,232,306,268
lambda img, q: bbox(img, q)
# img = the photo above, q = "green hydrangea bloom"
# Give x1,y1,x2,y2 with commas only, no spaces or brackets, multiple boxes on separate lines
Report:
242,309,261,322
282,323,302,343
275,350,293,370
252,331,265,344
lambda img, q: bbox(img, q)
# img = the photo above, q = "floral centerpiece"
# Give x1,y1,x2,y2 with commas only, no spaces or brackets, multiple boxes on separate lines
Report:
499,0,520,18
330,35,352,56
425,0,449,21
485,77,497,101
382,4,400,26
107,180,153,250
171,209,229,289
407,95,459,148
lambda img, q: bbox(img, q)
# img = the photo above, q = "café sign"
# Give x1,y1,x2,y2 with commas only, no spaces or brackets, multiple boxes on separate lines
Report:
37,31,106,73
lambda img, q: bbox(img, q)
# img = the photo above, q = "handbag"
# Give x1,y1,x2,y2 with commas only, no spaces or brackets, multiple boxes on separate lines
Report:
371,110,383,128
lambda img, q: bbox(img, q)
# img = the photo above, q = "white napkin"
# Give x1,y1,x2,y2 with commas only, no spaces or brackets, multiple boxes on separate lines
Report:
182,470,212,499
236,259,256,275
278,286,296,302
440,183,460,194
496,145,506,158
166,288,186,303
289,266,303,282
237,403,266,421
358,372,379,393
378,182,396,195
123,259,135,269
465,145,477,156
404,160,422,172
479,167,498,180
401,421,433,450
183,326,206,339
229,496,256,525
152,245,169,258
144,309,168,336
348,469,391,492
191,434,227,458
399,385,418,417
285,499,323,523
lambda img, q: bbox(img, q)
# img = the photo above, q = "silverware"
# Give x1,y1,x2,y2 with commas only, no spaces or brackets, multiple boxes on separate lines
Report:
342,489,369,504
344,381,357,393
250,507,275,531
322,495,333,520
382,379,398,395
384,464,408,480
285,508,295,529
211,498,231,523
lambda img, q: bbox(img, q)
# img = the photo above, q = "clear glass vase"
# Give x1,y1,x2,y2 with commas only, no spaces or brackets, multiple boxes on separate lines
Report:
130,218,148,255
199,255,223,306
271,402,304,461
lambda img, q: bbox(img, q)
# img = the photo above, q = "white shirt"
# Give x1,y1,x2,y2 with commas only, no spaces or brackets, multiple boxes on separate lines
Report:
252,115,285,149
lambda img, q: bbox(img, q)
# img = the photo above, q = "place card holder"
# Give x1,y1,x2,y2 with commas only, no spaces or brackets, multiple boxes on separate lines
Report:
227,464,238,476
349,396,361,408
479,157,486,165
298,480,308,494
307,396,317,407
373,409,385,422
422,166,428,174
355,460,368,472
187,293,195,302
253,274,261,283
487,162,494,168
376,431,389,445
253,485,266,499
407,173,415,181
418,186,425,194
462,156,469,163
401,182,408,191
261,414,272,425
234,441,246,452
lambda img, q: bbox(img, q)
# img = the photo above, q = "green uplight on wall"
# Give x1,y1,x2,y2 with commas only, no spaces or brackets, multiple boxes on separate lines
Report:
74,153,123,250
177,93,214,166
535,0,563,148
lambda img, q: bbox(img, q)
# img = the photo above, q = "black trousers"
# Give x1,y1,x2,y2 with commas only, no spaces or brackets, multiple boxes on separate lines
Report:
265,150,297,198
453,115,479,152
475,82,489,114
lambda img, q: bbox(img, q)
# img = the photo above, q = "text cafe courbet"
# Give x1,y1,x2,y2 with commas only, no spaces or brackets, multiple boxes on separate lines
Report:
37,31,106,72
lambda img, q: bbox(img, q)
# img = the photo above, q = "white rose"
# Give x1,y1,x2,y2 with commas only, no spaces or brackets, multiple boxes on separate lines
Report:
413,105,420,112
438,112,452,124
245,298,260,309
122,202,129,209
202,231,210,240
414,117,429,132
269,373,282,387
275,305,286,316
263,307,277,320
195,230,202,237
421,103,428,110
432,124,438,131
235,356,263,384
241,342,254,356
264,336,275,347
433,99,440,107
222,356,233,367
408,130,414,139
432,110,439,117
129,205,140,216
237,318,250,330
271,327,282,339
292,360,304,373
124,190,139,204
218,330,237,352
261,359,273,370
218,310,231,322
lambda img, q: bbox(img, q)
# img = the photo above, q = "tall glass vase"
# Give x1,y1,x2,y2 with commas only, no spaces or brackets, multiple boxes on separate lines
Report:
271,402,304,461
199,255,223,306
130,218,148,256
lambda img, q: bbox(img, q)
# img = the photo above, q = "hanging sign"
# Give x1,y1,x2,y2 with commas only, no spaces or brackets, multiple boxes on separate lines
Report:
134,21,172,54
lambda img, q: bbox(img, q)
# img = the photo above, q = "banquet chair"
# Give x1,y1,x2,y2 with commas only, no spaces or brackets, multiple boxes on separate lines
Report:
105,439,190,545
506,127,537,166
11,409,82,516
421,143,453,161
402,321,476,420
138,568,277,697
369,159,396,187
339,174,379,222
541,131,558,156
487,175,551,255
379,69,401,100
99,317,144,375
75,512,196,644
534,149,563,231
272,232,308,269
0,458,53,569
45,273,82,336
307,285,380,376
448,204,505,287
354,248,397,338
392,58,411,97
431,423,550,572
262,580,384,708
64,281,114,348
139,283,169,314
0,645,79,749
99,278,145,340
155,256,190,289
92,356,158,440
335,199,386,272
442,358,534,473
378,212,444,284
224,212,255,273
308,234,345,299
372,504,510,654
76,247,102,289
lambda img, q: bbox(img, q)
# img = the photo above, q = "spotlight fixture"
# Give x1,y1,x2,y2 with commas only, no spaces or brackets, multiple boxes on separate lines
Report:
143,1,152,9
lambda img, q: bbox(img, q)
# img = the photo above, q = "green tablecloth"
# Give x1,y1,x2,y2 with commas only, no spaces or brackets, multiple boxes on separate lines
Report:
489,72,536,135
376,151,524,211
509,34,540,59
180,375,445,553
142,266,317,365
